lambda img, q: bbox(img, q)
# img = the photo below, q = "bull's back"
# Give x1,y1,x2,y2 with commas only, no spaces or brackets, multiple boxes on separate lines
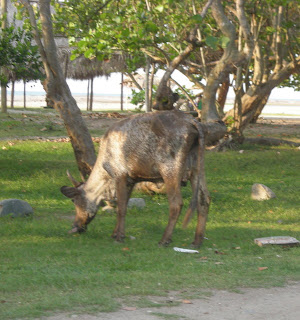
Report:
100,111,198,180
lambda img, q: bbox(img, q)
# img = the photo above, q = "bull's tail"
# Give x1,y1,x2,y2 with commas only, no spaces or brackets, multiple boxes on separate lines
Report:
182,120,207,228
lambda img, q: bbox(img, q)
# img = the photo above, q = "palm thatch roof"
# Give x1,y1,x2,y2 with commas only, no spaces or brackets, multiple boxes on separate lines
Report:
56,37,131,80
57,48,128,80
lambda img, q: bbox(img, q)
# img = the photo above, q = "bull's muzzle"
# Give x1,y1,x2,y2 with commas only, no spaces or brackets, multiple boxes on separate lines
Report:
68,225,87,234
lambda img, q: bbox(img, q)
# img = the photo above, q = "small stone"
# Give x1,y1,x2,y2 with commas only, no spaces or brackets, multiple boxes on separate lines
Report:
127,198,146,208
251,183,276,201
0,199,33,218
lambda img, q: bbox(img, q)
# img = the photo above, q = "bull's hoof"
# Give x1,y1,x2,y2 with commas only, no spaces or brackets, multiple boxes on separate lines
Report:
111,233,125,242
191,240,203,248
158,239,172,247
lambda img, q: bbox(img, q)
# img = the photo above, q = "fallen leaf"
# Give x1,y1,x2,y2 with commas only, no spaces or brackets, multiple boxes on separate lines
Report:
199,256,208,260
258,267,268,271
182,299,192,304
234,247,241,250
122,307,137,311
122,247,130,251
215,250,225,255
40,127,47,131
215,262,224,265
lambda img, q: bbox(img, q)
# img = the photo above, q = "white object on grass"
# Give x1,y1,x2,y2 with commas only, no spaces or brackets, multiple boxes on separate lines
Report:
173,247,199,254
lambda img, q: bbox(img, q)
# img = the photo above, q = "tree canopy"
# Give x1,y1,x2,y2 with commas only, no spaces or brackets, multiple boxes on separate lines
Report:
54,0,299,127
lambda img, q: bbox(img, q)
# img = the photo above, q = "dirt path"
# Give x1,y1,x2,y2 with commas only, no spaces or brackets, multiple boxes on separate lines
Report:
44,282,300,320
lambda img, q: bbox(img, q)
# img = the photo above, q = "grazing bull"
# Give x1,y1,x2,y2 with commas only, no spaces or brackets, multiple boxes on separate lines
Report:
61,110,210,247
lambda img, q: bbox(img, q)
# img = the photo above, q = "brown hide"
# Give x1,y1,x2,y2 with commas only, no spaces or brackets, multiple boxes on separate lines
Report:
61,110,210,247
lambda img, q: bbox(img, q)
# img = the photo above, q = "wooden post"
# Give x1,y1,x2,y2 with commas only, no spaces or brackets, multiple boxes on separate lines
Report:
87,79,90,111
10,80,14,108
23,79,26,109
89,77,94,111
120,72,124,111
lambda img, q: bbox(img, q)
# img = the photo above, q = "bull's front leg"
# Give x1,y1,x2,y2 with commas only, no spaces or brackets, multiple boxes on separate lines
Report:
112,177,133,242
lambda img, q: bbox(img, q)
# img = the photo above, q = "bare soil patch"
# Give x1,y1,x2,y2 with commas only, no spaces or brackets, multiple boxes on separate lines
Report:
244,118,300,143
44,281,300,320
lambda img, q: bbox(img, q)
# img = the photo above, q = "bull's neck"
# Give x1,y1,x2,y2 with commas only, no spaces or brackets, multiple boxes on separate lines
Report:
83,167,113,206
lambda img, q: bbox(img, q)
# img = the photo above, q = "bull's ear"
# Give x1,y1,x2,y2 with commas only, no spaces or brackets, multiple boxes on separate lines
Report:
60,186,80,199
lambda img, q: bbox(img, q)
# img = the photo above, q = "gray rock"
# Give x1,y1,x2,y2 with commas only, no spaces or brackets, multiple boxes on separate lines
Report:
251,184,276,201
128,198,146,208
0,199,33,217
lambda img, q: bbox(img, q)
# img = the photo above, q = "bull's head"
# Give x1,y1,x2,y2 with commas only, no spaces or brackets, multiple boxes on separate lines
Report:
60,171,96,234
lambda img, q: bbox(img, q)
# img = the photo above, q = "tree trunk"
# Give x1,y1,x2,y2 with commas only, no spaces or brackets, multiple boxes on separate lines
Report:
153,0,214,111
145,55,151,112
216,76,229,115
225,56,300,131
1,0,7,113
21,0,96,178
202,0,242,123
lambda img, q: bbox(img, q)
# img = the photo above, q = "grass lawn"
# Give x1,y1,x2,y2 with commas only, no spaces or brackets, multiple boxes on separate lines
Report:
0,119,299,319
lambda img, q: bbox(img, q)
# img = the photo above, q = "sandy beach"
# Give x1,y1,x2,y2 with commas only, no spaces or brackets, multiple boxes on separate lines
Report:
7,92,300,116
9,92,136,111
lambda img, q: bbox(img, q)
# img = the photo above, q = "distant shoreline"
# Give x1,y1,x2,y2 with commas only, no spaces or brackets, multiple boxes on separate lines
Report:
5,91,300,115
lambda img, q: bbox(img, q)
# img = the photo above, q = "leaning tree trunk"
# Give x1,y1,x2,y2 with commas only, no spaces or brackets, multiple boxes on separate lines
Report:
21,0,96,178
152,0,227,143
216,76,230,116
153,0,214,112
225,56,300,131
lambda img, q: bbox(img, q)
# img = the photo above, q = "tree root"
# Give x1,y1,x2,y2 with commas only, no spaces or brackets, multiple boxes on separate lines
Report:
208,136,300,151
244,137,300,147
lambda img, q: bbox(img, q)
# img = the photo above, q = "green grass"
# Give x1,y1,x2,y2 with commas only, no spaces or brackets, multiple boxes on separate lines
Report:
0,139,299,319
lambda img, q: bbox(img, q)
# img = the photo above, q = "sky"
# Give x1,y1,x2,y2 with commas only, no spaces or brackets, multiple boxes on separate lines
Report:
12,70,300,101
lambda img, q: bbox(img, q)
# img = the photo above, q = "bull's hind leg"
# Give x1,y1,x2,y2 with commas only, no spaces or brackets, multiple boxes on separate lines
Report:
112,176,134,242
192,171,210,248
159,178,183,246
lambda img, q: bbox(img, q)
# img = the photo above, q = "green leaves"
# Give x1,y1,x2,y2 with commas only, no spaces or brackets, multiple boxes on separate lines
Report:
145,21,159,33
0,21,43,84
220,36,230,48
205,36,218,50
155,5,164,13
191,14,203,24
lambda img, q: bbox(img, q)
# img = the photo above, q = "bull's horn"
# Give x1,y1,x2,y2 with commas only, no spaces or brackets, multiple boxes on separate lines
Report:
66,170,81,187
